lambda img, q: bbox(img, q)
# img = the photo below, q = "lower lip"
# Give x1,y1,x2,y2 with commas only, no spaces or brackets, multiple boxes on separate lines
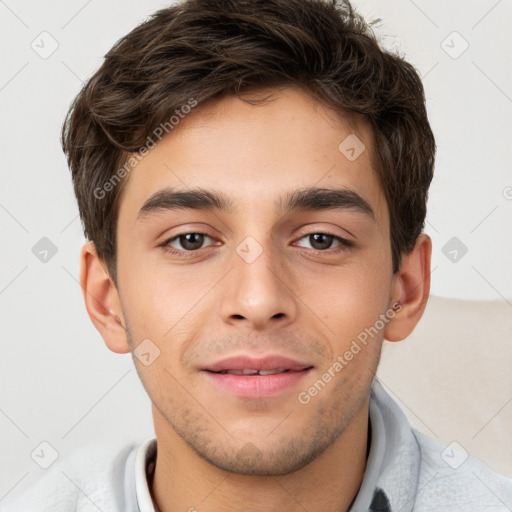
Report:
201,369,313,398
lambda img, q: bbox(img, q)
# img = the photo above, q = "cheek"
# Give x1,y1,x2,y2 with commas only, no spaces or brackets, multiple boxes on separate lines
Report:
118,261,221,378
119,249,215,330
300,258,391,342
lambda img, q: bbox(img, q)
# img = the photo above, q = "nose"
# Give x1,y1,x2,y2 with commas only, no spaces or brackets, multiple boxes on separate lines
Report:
219,237,298,331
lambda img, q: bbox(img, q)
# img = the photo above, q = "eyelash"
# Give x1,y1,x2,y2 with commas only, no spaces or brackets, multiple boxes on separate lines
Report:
159,231,354,259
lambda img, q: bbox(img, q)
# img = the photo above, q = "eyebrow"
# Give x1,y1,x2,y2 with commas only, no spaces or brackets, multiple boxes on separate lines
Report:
137,186,375,221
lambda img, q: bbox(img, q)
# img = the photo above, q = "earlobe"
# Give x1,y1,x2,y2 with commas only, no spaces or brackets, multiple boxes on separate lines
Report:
79,242,131,354
383,234,432,342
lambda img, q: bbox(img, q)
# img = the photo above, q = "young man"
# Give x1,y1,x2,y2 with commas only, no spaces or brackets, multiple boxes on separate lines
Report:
4,0,511,511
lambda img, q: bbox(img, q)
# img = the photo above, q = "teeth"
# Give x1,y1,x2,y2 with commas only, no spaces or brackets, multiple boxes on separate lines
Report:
241,369,259,375
258,368,286,375
223,369,258,375
219,368,287,375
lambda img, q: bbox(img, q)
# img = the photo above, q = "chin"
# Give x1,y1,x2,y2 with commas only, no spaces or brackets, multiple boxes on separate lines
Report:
189,434,335,476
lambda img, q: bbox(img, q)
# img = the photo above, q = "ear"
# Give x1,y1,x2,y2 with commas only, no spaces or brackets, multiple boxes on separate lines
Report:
384,233,432,342
79,241,130,354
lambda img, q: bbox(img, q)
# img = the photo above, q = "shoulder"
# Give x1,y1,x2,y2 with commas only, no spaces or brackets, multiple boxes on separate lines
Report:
0,438,143,512
412,429,512,511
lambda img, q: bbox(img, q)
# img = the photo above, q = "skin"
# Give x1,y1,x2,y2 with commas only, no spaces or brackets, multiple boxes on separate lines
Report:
81,86,431,512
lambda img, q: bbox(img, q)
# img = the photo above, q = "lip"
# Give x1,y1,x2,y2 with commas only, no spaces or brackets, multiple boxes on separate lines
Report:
201,354,314,398
203,355,312,372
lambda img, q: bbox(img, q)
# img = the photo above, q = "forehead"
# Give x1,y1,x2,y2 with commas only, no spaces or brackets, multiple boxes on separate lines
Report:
117,86,388,227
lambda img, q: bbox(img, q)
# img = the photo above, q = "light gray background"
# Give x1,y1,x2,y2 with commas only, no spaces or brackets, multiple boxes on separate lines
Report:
1,0,511,502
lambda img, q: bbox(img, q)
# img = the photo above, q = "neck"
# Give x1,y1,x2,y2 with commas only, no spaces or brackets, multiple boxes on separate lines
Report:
150,396,370,512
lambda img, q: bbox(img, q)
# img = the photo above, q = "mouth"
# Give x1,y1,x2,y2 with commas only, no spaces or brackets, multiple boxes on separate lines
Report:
201,355,314,397
202,354,313,373
206,367,312,375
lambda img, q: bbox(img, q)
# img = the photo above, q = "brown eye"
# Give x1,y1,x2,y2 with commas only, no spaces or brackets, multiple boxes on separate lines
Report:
295,232,352,252
177,233,206,251
308,233,335,250
164,232,213,252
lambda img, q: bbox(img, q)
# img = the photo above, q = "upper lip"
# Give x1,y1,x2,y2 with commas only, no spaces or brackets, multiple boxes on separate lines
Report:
203,355,313,372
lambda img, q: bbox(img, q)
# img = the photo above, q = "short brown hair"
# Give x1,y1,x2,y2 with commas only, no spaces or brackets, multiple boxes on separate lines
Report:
61,0,435,287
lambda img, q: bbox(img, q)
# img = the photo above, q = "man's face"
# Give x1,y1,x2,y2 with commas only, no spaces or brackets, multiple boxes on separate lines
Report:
114,87,396,475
